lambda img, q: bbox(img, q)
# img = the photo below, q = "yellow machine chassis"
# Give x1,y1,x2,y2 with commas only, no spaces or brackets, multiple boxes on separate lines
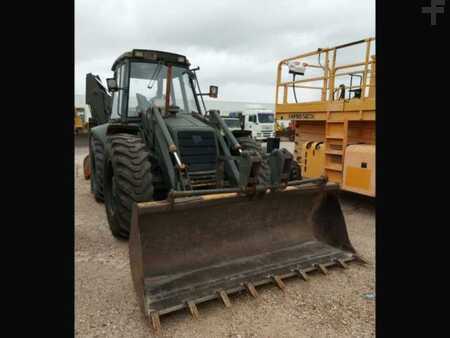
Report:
275,38,375,196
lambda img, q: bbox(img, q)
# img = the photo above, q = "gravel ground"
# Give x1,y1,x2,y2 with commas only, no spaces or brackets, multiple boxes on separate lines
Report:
75,141,375,338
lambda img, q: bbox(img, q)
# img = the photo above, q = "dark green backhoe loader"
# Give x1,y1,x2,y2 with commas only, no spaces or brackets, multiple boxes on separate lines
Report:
85,49,359,332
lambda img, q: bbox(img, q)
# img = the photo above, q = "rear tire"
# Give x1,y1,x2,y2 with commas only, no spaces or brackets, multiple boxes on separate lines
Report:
90,136,105,202
104,133,153,239
237,136,271,185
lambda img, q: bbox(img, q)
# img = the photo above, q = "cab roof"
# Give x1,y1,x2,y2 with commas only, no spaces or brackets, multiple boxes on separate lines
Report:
111,49,190,71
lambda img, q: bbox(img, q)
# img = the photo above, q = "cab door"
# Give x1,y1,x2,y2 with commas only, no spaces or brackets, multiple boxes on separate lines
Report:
247,114,257,137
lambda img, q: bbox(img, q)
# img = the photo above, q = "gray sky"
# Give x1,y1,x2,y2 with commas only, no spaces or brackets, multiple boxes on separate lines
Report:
75,0,375,103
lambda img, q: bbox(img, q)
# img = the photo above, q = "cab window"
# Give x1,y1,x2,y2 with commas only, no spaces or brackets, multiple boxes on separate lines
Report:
111,67,122,118
111,63,129,118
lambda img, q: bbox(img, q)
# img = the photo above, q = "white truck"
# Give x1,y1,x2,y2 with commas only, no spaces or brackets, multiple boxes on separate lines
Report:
240,109,276,141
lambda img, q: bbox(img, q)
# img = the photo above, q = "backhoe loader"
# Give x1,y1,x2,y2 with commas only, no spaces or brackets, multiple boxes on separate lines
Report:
85,49,359,332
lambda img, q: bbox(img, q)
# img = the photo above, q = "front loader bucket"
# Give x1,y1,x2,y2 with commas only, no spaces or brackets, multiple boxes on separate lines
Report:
129,182,358,331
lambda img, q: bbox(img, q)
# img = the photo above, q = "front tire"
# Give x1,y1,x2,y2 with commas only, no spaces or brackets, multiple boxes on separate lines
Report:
104,133,153,239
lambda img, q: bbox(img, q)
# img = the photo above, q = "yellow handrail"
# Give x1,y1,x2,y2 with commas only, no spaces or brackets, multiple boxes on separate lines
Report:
275,37,375,105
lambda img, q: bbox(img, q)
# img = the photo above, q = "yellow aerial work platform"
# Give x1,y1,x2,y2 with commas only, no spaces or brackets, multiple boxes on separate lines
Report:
275,38,375,197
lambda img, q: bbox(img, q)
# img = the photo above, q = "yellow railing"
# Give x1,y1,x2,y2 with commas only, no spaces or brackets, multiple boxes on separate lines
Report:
275,37,375,105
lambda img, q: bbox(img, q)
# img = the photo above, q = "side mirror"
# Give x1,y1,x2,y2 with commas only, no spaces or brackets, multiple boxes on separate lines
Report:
106,78,118,92
209,85,218,98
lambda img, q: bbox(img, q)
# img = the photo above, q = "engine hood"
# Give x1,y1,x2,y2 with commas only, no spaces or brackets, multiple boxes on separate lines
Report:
164,113,216,134
164,113,218,175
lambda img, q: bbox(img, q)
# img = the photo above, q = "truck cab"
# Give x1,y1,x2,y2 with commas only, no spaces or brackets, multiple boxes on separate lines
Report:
242,110,275,141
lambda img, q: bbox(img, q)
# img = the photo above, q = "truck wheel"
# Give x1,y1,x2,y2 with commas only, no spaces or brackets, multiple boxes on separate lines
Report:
90,136,105,202
104,133,153,239
237,136,271,185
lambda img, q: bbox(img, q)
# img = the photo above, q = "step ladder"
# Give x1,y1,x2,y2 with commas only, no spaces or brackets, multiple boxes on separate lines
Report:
324,120,348,184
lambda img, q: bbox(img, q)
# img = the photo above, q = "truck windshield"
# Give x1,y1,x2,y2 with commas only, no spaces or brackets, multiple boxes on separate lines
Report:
128,62,199,116
224,118,241,128
257,113,274,123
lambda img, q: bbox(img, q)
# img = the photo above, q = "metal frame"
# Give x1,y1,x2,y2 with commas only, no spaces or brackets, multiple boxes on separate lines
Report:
275,37,375,120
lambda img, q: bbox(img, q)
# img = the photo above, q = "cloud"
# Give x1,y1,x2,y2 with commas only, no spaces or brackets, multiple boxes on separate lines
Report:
75,0,375,102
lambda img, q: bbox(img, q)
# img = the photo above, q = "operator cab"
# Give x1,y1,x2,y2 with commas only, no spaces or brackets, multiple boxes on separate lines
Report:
105,50,207,121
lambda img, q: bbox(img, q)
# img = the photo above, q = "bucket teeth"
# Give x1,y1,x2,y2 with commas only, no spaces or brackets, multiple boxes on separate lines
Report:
294,268,309,281
187,301,200,319
271,275,286,291
150,311,161,333
217,290,232,307
316,263,328,275
335,258,348,269
243,282,259,298
354,254,368,265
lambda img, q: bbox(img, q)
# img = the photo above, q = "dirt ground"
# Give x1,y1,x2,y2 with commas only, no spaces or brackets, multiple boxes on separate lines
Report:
75,141,375,338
